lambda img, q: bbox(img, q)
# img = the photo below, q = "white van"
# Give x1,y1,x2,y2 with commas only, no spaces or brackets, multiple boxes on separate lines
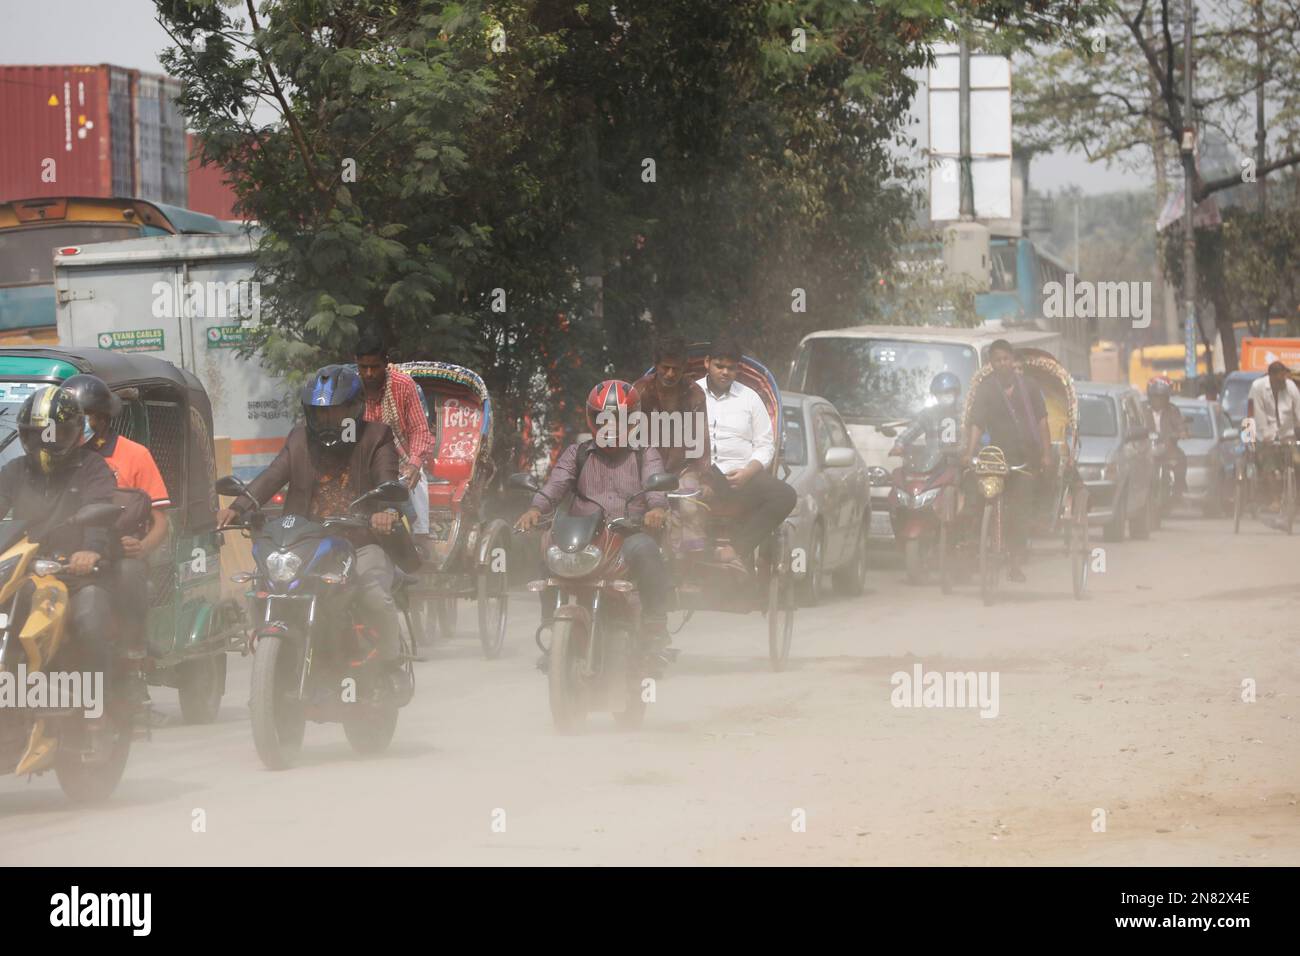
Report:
787,324,1065,538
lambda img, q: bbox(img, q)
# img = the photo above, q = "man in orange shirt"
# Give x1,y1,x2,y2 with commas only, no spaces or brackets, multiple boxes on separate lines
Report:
64,375,171,698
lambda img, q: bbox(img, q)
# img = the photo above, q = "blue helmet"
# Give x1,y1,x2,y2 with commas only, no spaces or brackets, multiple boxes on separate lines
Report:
301,364,365,448
930,372,961,401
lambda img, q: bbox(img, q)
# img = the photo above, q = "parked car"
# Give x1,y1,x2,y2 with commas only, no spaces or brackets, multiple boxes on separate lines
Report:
780,393,873,605
1171,397,1236,516
1075,382,1156,541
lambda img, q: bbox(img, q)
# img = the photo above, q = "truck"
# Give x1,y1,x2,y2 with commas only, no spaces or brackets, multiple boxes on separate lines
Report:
53,232,291,481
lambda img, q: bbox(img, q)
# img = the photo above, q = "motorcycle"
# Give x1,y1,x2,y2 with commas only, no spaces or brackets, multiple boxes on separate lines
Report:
216,476,419,770
889,444,962,591
509,470,679,733
0,502,136,803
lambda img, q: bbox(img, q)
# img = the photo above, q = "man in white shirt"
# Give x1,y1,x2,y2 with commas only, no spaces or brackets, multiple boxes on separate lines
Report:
697,335,796,569
1246,361,1300,443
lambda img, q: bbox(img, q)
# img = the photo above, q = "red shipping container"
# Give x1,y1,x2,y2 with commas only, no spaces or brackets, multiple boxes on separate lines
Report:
186,132,244,220
0,64,187,207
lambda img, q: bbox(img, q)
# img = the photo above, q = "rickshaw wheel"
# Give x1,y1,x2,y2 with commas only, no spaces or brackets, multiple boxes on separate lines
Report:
766,527,795,671
436,598,458,640
979,501,1000,607
177,653,226,724
476,569,509,659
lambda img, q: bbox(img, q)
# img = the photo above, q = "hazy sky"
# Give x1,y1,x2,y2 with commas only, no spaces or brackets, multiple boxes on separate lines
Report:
0,0,1148,196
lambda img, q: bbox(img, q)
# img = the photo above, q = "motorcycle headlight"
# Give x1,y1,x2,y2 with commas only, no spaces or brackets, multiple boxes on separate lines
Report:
0,554,21,587
546,544,602,578
913,488,940,509
979,476,1004,498
265,549,303,583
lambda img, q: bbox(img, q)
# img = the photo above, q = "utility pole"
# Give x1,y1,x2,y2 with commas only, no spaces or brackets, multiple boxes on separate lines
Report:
958,31,974,220
1255,0,1267,214
1181,0,1198,381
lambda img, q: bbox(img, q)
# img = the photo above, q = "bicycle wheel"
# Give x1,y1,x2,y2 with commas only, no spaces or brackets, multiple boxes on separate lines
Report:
1284,464,1295,535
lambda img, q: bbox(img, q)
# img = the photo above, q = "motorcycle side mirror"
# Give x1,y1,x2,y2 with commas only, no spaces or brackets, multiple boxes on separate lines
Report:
823,447,856,469
371,479,412,504
71,503,124,528
642,472,680,493
215,475,247,498
508,472,541,494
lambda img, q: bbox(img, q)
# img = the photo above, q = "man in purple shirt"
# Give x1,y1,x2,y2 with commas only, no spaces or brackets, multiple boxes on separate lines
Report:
515,380,673,663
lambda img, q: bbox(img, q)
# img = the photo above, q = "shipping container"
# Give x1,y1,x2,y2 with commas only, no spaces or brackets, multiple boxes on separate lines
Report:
186,133,244,221
0,64,188,206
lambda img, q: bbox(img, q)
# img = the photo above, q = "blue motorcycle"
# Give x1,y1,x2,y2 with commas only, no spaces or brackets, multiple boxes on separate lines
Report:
217,476,418,769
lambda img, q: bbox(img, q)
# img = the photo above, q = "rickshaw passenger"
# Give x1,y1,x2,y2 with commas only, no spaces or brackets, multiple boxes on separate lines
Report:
217,365,405,676
63,375,170,697
354,330,436,545
696,335,797,571
632,334,710,553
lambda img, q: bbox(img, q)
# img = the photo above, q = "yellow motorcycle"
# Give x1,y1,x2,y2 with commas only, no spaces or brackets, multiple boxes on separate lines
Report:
0,502,134,802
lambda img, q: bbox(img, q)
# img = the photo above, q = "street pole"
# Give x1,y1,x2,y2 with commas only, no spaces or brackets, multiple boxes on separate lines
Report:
1181,0,1198,382
959,31,974,221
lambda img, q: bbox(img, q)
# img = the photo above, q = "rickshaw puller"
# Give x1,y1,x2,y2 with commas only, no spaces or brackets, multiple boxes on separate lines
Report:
354,330,436,546
218,365,405,677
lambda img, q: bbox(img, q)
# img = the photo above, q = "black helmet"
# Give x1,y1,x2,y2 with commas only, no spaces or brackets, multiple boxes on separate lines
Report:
301,364,365,449
62,373,123,419
17,385,88,475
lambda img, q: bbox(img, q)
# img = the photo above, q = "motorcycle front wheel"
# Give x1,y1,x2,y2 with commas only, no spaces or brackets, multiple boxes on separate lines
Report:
979,500,1000,607
249,636,306,770
55,708,132,804
548,618,587,734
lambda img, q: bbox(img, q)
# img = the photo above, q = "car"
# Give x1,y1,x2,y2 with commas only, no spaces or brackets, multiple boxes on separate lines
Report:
1221,370,1264,426
1075,382,1156,541
780,393,873,605
1171,397,1237,516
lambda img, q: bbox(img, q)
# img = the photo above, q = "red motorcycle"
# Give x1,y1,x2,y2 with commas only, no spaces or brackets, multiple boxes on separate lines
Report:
509,471,678,733
890,444,963,591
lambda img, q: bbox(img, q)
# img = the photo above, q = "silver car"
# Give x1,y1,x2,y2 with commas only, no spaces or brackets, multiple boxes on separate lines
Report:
1171,397,1235,516
780,393,872,605
1075,382,1156,541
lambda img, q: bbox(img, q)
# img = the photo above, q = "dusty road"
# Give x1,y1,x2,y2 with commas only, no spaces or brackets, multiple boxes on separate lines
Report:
1,514,1297,866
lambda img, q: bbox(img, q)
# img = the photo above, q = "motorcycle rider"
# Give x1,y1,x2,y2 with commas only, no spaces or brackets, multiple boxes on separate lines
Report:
0,385,119,742
1147,376,1187,500
890,372,963,456
62,374,170,703
217,365,405,679
514,380,674,668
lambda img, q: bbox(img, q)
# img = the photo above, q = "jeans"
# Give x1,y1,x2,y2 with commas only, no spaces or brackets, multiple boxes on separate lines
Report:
705,471,798,560
110,557,150,657
69,583,115,692
355,544,400,662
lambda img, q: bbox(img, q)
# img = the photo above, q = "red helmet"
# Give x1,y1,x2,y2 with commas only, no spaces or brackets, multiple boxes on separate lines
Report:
1147,375,1174,398
586,379,640,447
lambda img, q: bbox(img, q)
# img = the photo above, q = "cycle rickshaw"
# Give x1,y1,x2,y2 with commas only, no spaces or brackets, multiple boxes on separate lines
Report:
396,361,511,658
644,347,798,670
0,347,245,721
960,349,1089,604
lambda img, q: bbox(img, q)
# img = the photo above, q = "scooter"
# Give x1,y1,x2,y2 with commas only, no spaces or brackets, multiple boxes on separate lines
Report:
889,444,962,591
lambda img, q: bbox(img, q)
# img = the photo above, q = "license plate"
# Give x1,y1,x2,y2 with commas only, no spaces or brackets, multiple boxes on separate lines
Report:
870,510,893,537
